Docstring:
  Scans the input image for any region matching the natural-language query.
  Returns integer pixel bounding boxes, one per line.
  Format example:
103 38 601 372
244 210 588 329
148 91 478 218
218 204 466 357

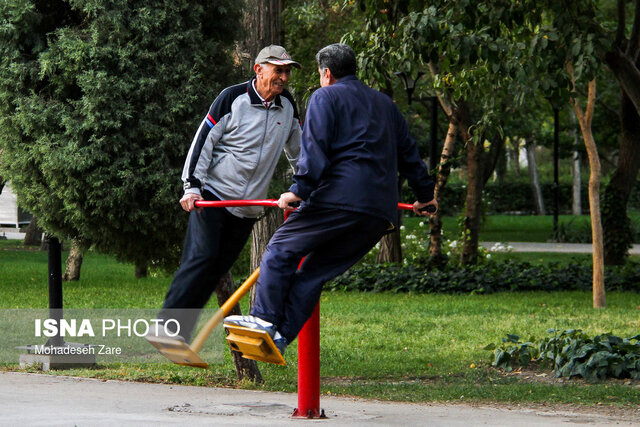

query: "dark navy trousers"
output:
160 191 255 341
251 206 389 343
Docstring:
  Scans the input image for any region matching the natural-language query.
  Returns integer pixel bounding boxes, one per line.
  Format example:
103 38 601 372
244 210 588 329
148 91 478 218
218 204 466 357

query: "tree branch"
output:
605 49 640 115
481 131 504 186
567 63 585 120
627 0 640 58
616 0 626 49
567 62 596 131
427 62 454 118
585 79 596 128
574 87 617 116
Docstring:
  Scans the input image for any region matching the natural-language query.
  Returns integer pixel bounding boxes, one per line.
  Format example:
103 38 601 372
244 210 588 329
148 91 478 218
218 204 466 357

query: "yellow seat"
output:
224 324 286 366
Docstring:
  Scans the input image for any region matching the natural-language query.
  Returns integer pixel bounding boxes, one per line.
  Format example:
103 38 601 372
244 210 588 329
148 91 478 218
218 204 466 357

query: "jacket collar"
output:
335 75 358 84
248 77 283 108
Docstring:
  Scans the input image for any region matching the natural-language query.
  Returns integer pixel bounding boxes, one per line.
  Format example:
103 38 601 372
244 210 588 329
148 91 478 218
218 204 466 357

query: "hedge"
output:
326 260 640 294
403 181 640 215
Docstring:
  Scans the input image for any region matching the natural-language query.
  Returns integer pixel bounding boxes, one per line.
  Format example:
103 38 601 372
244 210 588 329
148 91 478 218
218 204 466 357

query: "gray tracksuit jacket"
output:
182 78 301 218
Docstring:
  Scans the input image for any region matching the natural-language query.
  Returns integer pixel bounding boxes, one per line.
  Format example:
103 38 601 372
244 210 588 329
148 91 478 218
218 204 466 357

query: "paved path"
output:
4 232 640 255
1 372 638 426
482 242 640 254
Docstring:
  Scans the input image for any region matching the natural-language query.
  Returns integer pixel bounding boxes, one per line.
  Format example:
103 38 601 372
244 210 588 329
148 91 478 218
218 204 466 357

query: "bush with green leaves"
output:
0 0 241 271
486 329 640 382
326 260 640 294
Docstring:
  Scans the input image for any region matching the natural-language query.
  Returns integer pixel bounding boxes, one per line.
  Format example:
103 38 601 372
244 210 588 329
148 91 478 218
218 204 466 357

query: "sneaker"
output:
273 335 288 356
144 325 186 343
224 315 276 334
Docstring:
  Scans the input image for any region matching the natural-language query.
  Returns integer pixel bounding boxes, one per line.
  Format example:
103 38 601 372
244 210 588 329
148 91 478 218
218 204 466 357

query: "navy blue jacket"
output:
289 75 435 227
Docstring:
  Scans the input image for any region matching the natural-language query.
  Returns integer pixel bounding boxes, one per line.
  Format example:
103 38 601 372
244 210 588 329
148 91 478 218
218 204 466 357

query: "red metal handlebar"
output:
194 200 279 208
195 199 416 211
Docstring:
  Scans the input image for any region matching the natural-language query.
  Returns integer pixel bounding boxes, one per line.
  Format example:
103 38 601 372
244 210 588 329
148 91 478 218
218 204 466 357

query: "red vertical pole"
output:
284 208 324 418
292 303 324 418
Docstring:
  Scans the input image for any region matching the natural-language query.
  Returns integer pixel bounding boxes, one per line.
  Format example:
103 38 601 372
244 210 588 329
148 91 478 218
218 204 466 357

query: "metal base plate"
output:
144 335 208 369
224 324 286 366
18 343 97 371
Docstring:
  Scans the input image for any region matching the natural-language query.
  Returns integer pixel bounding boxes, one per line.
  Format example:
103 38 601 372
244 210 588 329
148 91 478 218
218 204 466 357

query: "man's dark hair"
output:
315 43 357 79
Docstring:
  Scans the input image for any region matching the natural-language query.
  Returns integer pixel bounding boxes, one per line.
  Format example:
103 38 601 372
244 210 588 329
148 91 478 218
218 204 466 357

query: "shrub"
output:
485 329 640 382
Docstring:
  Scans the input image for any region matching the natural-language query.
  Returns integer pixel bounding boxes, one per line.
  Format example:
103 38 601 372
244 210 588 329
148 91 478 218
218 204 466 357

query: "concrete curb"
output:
482 242 640 254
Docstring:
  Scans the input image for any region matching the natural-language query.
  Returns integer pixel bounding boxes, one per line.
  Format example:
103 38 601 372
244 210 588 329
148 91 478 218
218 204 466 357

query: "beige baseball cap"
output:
255 45 301 68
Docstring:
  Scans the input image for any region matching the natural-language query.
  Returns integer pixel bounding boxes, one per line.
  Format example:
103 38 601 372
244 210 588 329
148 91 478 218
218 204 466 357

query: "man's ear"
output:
254 63 262 76
325 68 336 85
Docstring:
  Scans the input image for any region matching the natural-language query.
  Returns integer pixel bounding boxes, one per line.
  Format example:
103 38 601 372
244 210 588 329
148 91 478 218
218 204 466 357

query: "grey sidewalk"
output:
4 232 640 255
482 242 640 254
1 372 638 426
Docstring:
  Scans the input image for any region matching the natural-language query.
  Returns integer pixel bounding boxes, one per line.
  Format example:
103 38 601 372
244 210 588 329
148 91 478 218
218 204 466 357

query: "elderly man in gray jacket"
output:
159 45 301 341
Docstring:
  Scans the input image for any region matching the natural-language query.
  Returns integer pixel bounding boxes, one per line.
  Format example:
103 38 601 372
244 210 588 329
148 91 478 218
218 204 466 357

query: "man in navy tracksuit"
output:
225 44 437 356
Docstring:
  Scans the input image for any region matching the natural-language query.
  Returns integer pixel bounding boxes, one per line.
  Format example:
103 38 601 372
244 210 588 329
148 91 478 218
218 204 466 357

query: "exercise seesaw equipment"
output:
144 200 280 368
145 199 435 368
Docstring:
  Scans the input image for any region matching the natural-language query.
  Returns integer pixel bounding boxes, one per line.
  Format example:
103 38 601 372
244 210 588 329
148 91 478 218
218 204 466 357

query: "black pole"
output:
47 235 64 347
430 96 438 172
553 107 560 240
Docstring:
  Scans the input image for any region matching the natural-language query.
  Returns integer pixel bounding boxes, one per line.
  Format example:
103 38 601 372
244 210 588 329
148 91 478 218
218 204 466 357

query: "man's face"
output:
255 63 291 101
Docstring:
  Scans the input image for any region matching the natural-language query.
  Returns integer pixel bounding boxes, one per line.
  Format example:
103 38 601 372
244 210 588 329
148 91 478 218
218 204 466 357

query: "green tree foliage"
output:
0 0 241 271
338 1 627 265
284 1 358 108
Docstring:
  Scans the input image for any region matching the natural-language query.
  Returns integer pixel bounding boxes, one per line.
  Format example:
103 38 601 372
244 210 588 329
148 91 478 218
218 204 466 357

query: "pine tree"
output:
0 0 242 271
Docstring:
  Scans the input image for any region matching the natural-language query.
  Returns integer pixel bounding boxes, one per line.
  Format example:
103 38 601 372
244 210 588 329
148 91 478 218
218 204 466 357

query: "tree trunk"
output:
510 138 521 178
250 208 283 271
461 125 502 265
481 132 504 186
377 178 404 264
134 261 148 279
461 134 484 266
461 127 503 265
63 240 83 281
569 110 582 215
494 138 507 185
572 150 582 215
376 228 402 264
568 67 605 308
216 271 263 382
525 139 546 215
250 208 283 305
236 0 284 69
238 0 285 305
429 120 458 267
583 115 605 308
23 216 43 246
603 90 640 265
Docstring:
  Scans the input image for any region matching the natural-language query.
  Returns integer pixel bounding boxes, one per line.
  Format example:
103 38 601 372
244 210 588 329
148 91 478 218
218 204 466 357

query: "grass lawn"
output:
1 242 639 407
